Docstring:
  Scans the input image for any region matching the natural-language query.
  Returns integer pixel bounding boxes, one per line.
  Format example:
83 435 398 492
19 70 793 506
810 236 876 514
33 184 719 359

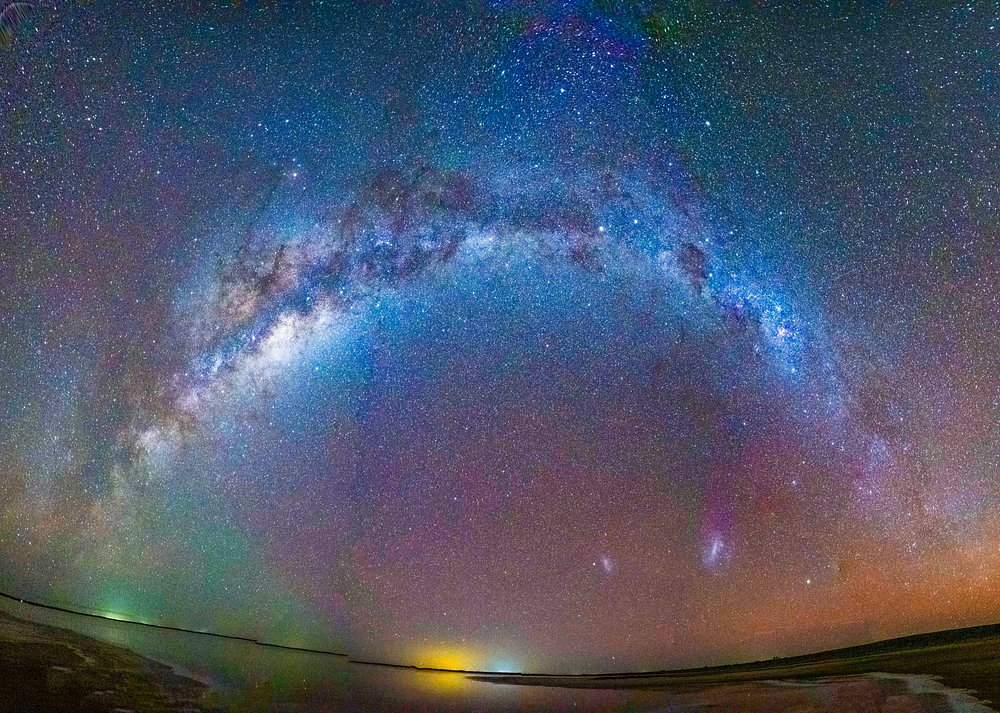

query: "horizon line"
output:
1 589 996 678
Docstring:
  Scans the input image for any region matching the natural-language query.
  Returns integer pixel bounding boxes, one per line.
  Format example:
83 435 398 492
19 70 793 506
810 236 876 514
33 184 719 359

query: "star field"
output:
2 0 1000 674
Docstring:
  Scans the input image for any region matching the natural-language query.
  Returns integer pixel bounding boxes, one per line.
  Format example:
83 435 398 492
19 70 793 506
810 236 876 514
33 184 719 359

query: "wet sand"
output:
3 603 999 712
474 624 1000 710
0 611 215 713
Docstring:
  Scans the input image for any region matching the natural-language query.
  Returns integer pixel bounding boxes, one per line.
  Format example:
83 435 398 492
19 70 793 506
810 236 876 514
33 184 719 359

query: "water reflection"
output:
0 597 992 712
0 596 668 712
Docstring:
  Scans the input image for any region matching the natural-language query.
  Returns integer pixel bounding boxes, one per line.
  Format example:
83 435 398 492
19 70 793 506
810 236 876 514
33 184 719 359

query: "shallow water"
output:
0 597 992 712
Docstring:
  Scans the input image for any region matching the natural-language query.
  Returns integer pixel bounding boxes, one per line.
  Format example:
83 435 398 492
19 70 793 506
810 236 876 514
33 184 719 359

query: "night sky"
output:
2 0 1000 675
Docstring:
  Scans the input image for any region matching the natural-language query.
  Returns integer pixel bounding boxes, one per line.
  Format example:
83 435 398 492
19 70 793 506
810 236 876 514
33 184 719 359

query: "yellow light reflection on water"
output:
409 669 475 695
406 646 480 694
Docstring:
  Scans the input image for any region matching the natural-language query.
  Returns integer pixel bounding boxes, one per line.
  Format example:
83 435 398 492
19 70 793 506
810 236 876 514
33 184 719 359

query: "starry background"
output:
2 0 1000 674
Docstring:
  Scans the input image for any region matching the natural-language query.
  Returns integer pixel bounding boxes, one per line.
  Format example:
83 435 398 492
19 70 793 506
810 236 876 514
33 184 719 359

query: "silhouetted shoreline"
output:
0 610 214 712
4 587 1000 708
2 595 998 713
0 590 348 657
471 626 1000 710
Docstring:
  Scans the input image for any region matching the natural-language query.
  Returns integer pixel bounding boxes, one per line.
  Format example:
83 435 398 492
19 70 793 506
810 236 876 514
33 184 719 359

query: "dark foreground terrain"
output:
0 611 214 713
2 605 998 712
475 624 1000 707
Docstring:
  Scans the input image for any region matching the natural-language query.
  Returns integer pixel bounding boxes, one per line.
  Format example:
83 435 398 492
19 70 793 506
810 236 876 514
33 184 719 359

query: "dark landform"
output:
3 594 999 713
0 611 216 713
472 624 1000 708
0 592 348 657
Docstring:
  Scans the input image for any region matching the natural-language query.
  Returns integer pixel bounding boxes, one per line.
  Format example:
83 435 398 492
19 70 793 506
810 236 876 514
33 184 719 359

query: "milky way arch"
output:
4 0 999 674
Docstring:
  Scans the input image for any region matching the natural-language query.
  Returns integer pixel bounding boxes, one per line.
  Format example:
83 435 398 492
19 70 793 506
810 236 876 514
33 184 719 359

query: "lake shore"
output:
3 601 999 713
0 610 217 713
472 624 1000 709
